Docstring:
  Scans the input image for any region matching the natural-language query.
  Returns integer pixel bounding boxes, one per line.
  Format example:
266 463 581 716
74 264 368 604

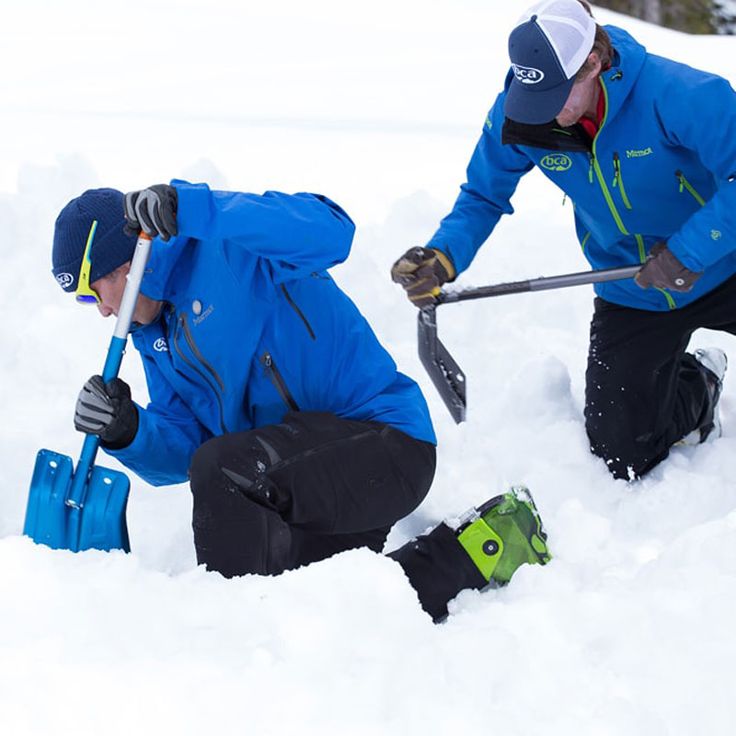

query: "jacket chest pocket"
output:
281 284 316 340
260 352 300 411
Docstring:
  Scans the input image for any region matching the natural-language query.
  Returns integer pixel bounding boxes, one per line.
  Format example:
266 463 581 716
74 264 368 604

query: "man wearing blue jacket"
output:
52 182 550 621
393 0 732 481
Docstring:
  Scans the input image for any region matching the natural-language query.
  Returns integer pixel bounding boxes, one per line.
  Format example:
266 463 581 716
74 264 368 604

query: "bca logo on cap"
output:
512 63 545 85
56 273 74 289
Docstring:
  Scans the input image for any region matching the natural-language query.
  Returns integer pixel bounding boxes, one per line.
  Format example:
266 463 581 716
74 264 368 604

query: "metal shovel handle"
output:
436 265 641 305
66 233 153 509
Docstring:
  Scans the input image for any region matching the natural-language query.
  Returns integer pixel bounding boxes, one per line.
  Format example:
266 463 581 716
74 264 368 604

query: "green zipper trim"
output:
676 171 706 207
655 287 677 309
634 234 646 263
592 80 675 310
591 82 628 235
612 153 632 209
581 232 591 252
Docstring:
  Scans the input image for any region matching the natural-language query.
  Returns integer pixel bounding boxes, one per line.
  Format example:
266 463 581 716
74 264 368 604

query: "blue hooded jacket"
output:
108 181 436 486
427 26 736 311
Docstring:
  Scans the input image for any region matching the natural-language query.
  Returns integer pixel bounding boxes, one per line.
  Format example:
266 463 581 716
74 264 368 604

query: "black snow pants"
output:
584 274 736 480
189 411 437 577
189 411 482 621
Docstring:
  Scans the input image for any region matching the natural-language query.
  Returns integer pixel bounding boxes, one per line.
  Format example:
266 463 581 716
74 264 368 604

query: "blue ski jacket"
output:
108 181 436 486
427 26 736 311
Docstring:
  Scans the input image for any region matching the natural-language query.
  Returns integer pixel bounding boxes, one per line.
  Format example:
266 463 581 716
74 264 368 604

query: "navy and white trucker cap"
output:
504 0 596 125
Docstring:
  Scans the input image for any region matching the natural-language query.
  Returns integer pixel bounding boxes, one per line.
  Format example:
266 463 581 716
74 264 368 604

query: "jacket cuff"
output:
666 235 707 273
171 180 214 240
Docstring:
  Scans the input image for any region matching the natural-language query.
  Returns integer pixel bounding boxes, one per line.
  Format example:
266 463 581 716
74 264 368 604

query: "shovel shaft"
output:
437 265 641 305
66 234 152 510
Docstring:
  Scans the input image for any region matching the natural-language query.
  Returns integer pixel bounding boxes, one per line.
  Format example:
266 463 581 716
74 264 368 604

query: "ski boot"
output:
449 485 551 587
679 347 727 446
390 486 551 622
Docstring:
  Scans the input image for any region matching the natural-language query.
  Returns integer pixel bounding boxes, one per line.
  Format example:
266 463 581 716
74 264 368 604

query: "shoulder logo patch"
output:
540 154 572 172
153 337 169 352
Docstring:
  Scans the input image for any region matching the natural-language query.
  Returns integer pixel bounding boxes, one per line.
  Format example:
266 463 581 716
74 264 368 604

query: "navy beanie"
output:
52 188 137 293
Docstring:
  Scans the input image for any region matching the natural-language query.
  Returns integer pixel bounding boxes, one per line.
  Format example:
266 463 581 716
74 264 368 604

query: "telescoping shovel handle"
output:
65 233 153 510
418 264 641 424
436 265 641 305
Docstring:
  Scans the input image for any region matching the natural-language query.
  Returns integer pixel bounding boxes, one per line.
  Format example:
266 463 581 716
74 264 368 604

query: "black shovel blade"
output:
24 449 131 553
418 308 467 423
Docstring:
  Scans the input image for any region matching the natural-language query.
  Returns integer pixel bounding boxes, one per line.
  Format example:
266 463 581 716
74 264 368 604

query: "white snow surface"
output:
2 2 736 734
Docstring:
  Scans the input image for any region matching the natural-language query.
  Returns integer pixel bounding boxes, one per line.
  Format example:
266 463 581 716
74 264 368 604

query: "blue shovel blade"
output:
24 449 131 553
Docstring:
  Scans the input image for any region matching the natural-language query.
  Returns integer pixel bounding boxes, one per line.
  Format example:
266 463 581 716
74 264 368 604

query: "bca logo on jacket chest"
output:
540 154 572 172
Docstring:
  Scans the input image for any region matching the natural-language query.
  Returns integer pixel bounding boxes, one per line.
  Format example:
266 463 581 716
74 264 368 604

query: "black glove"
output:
74 375 139 449
123 184 178 241
635 242 702 292
390 246 456 308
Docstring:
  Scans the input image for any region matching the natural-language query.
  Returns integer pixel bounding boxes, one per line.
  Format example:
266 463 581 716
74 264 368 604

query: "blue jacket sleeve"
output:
104 352 212 486
426 94 535 275
658 72 736 271
172 181 356 281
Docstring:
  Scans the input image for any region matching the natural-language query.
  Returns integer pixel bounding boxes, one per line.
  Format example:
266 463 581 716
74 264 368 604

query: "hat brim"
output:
503 75 576 125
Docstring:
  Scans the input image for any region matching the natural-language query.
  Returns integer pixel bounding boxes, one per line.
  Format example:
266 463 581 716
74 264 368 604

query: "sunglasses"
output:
75 220 101 305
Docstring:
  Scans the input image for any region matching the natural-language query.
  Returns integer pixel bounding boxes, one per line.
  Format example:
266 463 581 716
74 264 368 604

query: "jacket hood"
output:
597 26 647 127
138 234 190 301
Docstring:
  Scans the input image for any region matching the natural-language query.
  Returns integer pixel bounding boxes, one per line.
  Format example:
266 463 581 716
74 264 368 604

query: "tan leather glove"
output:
390 247 456 307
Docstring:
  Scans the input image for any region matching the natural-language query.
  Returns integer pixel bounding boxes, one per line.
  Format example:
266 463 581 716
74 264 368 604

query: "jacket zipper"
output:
612 152 632 210
675 170 706 207
590 80 675 310
171 309 229 433
261 352 300 411
281 284 316 340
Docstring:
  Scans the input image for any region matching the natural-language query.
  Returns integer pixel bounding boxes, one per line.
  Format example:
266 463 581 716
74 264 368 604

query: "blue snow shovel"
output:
23 233 153 552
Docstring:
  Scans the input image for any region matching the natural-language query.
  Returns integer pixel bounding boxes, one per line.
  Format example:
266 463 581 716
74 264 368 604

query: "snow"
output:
2 1 736 734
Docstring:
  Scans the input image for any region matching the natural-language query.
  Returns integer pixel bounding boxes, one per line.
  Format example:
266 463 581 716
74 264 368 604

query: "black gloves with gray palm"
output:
635 241 702 292
391 247 456 307
75 375 138 449
123 184 178 241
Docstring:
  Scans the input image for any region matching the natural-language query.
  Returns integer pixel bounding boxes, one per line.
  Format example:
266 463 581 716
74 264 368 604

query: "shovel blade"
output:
24 449 131 553
418 308 467 423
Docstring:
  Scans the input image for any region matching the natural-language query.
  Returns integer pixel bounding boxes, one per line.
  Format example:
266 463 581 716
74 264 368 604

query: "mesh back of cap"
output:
519 0 596 79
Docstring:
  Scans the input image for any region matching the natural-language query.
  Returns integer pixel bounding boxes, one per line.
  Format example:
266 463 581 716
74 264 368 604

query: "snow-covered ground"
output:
2 2 735 734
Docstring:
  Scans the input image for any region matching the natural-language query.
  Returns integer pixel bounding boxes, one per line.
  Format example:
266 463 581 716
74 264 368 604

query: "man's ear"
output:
584 51 603 79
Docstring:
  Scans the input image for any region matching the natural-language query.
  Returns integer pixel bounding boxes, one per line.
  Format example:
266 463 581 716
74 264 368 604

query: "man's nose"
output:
97 303 114 317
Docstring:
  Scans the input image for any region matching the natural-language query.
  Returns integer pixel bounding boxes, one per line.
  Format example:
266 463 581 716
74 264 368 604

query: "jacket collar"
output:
139 234 191 302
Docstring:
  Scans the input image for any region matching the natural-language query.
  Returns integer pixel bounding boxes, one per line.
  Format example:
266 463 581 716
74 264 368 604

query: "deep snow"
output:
2 2 736 734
